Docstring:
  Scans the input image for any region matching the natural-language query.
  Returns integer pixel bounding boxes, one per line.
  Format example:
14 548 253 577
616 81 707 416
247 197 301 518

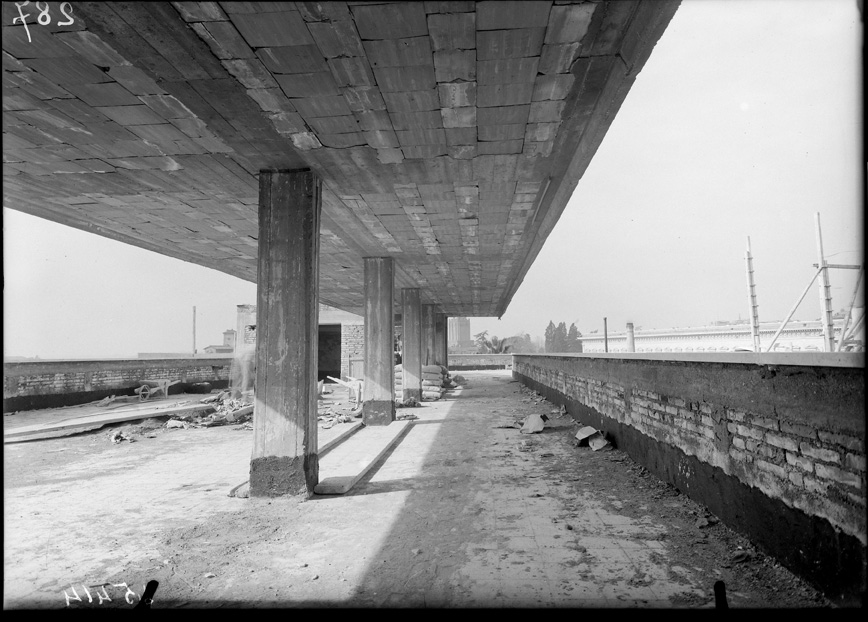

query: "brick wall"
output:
4 358 232 411
340 323 365 379
448 353 513 369
513 352 865 605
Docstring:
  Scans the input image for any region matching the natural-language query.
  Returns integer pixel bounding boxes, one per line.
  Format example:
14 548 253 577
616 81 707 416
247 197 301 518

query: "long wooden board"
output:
314 420 411 495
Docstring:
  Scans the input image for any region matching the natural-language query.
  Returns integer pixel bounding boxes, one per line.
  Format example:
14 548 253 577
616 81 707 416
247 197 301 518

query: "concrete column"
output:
626 323 635 353
422 304 436 366
401 288 422 402
363 257 395 425
250 169 321 497
433 313 447 367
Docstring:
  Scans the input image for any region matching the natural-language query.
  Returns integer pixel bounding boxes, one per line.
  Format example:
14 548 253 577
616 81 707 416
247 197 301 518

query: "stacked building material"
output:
394 364 455 402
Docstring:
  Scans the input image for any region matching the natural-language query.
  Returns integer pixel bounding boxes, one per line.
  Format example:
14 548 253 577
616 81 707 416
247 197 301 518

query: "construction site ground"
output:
3 370 832 609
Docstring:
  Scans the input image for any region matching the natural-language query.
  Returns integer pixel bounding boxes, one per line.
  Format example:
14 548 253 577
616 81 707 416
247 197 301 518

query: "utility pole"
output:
745 236 761 352
815 213 835 351
193 306 197 355
603 317 608 353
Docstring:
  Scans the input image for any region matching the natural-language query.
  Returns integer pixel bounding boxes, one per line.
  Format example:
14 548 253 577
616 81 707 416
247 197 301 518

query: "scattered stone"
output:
310 574 319 581
298 563 308 568
566 524 574 531
411 548 421 556
520 414 545 434
731 550 752 564
204 573 216 578
166 419 187 429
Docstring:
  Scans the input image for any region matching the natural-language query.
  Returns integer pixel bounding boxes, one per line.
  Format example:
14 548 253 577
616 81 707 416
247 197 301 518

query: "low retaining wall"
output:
448 353 513 370
513 352 865 606
3 358 233 412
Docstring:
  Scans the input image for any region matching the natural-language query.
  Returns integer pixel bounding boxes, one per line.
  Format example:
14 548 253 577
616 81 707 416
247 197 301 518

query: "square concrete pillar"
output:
434 312 447 367
401 288 422 402
250 169 321 498
363 257 396 425
422 304 436 366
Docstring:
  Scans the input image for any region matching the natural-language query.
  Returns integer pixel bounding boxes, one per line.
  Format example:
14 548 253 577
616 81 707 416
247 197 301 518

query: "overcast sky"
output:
3 0 863 359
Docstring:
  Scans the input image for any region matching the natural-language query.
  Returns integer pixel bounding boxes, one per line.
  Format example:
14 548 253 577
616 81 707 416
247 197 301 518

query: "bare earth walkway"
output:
4 370 829 609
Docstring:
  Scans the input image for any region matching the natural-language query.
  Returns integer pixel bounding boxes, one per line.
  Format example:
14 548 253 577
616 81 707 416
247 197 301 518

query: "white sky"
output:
3 0 863 359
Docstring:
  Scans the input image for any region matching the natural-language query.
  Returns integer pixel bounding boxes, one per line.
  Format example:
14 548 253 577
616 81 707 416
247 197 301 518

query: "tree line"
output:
544 321 583 353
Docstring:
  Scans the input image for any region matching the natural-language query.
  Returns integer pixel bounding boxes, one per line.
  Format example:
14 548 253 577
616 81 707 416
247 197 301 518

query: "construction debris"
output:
109 430 135 443
574 425 612 451
520 413 546 434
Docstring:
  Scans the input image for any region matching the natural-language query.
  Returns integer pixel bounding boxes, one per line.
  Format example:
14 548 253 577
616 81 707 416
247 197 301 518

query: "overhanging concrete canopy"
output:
2 1 678 317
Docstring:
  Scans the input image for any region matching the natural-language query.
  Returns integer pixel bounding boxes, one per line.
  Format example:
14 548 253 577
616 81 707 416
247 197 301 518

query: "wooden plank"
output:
313 420 411 494
53 31 131 67
276 71 341 97
172 1 229 22
3 402 217 442
478 123 525 141
438 82 476 108
441 106 476 128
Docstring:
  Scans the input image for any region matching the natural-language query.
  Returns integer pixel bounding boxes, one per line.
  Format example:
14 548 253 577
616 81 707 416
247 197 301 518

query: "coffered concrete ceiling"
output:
2 1 678 316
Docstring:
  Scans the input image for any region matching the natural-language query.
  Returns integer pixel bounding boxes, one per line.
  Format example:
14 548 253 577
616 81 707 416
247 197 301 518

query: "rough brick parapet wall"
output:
513 356 866 545
4 359 231 400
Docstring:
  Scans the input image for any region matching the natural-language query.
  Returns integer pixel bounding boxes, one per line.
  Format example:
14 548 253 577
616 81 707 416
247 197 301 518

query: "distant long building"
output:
578 319 861 353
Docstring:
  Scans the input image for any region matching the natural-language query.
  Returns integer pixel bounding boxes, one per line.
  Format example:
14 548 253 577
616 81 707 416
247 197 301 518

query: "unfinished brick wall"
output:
4 359 232 411
340 323 365 379
513 353 865 604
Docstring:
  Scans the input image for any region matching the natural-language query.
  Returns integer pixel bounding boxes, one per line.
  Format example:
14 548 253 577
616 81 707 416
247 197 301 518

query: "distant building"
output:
203 330 237 354
235 303 364 380
448 317 476 354
578 318 861 353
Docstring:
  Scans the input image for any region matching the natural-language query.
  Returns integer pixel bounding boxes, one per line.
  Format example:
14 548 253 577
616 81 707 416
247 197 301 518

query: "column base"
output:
249 455 318 497
402 388 422 403
363 400 396 425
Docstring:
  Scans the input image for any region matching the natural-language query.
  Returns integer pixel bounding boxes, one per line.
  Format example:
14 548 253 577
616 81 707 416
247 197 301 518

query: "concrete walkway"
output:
3 370 825 609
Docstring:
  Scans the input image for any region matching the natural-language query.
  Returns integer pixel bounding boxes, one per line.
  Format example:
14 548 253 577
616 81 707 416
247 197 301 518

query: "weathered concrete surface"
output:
401 288 423 403
513 353 866 606
422 304 437 367
2 2 679 317
250 169 321 497
362 258 395 426
3 371 829 608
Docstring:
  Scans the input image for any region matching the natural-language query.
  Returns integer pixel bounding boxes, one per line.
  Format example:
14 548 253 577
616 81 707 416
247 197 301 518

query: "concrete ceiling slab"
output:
2 1 678 316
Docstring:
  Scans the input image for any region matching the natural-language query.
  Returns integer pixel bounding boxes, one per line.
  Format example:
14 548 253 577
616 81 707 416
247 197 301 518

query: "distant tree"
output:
544 321 556 352
474 331 511 354
566 323 582 352
553 322 568 352
506 332 536 353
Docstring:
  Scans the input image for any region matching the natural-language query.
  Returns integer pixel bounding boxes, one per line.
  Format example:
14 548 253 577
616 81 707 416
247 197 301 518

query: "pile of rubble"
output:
164 391 254 431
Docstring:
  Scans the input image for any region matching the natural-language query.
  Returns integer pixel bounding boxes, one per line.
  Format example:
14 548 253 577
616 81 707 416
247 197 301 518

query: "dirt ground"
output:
3 371 835 609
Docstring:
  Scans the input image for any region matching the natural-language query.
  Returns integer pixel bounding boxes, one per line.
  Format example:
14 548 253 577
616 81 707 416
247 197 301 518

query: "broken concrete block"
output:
575 426 598 443
588 432 611 451
166 419 187 429
520 413 545 434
